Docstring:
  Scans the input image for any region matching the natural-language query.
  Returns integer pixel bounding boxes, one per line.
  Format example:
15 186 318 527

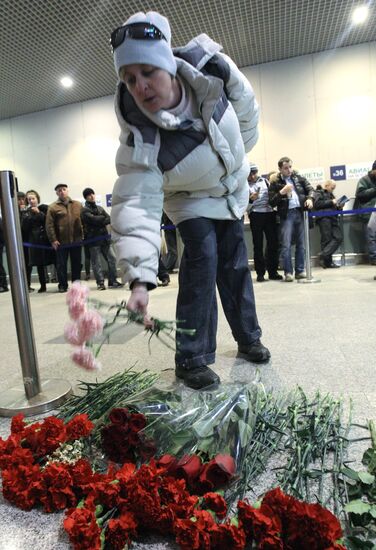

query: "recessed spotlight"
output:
352 5 369 24
60 76 73 88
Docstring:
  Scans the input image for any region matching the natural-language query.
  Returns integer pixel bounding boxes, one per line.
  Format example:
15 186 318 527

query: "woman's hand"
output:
127 282 149 314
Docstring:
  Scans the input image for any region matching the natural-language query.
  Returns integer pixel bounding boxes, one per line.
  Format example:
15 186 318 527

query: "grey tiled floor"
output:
0 265 375 549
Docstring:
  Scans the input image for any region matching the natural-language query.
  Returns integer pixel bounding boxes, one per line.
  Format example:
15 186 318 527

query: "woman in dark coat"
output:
22 190 56 292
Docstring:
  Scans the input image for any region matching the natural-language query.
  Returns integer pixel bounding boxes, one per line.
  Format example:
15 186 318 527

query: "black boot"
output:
238 340 271 363
175 364 220 390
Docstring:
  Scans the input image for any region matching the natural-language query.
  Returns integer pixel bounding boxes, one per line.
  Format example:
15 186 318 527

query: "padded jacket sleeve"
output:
220 53 259 152
110 143 164 289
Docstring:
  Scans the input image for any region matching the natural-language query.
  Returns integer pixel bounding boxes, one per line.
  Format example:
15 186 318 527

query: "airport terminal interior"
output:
1 0 376 549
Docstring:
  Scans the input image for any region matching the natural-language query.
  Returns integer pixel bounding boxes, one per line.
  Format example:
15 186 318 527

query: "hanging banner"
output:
298 167 325 185
346 162 371 180
106 194 112 207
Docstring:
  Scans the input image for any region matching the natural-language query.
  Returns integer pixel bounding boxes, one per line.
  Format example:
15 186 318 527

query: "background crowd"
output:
0 158 375 294
247 157 376 282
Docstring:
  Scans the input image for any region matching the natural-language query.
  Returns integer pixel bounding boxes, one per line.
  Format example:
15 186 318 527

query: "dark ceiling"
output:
1 0 375 120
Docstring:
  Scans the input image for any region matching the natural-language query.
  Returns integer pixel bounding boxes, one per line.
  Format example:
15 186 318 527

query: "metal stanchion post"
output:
297 211 320 284
0 170 72 416
339 212 346 266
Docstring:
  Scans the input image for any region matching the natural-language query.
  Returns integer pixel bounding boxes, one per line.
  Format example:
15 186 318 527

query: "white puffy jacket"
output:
111 34 259 288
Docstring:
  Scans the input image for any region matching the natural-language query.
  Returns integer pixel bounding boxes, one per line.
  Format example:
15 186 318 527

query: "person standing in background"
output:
269 157 314 282
247 163 282 282
46 183 83 293
22 190 56 292
355 160 376 265
18 191 34 292
314 180 342 269
81 187 123 290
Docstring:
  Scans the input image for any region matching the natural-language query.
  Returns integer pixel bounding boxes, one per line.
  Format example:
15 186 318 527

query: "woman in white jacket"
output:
110 11 270 390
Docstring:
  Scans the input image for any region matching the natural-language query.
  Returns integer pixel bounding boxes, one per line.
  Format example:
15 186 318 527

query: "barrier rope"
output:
309 206 376 219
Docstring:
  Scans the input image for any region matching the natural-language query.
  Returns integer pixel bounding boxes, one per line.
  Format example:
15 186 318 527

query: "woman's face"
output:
121 64 176 113
27 194 38 207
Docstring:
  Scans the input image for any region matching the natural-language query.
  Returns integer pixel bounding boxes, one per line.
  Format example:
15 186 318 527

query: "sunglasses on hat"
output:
110 22 166 52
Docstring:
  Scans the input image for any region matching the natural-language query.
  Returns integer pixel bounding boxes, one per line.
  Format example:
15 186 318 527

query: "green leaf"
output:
345 499 371 515
358 471 375 485
370 505 376 519
341 466 360 481
238 419 253 448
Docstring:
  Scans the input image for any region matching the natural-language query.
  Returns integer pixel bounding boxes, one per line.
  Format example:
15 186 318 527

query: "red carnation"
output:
285 499 343 549
210 523 246 550
2 463 41 510
238 500 282 546
174 518 202 550
64 507 102 550
65 414 94 441
105 511 138 549
40 462 76 512
202 492 228 519
10 413 26 434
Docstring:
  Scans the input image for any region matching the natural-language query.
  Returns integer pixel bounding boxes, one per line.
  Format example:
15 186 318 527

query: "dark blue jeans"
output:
56 246 82 290
280 208 305 274
89 241 117 284
175 218 261 368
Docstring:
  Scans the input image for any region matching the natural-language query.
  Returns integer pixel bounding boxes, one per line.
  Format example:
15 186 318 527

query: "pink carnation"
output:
77 310 104 341
64 322 85 346
66 281 89 320
71 347 101 371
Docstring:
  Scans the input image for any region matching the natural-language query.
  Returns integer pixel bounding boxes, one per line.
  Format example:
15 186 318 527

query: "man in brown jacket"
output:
46 183 83 292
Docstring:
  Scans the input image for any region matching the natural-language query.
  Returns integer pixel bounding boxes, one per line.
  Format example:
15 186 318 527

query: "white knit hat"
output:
113 11 177 77
249 163 258 173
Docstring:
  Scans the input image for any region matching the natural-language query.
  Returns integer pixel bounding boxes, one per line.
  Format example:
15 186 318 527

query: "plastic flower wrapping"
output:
92 384 258 496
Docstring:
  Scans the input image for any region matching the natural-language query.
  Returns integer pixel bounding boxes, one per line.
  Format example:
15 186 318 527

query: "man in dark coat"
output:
81 188 123 290
269 157 314 281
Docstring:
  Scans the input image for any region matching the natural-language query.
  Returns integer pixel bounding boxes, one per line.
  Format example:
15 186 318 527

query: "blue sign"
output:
106 193 112 207
330 165 346 181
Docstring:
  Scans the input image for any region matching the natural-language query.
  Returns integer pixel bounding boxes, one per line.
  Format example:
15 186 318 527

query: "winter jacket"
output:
111 34 259 288
355 170 376 221
81 201 111 246
313 188 340 225
21 204 55 266
268 171 314 220
46 198 83 245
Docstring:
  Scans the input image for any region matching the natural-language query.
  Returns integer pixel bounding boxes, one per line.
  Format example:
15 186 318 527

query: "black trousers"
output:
249 211 279 276
317 217 342 263
56 246 82 290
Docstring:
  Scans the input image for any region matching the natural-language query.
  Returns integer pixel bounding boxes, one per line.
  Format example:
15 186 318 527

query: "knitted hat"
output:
83 187 95 199
372 160 376 170
249 163 258 173
113 11 177 78
54 183 67 191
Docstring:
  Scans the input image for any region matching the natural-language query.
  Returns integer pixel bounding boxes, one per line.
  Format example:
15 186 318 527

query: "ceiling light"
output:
60 76 73 88
352 5 369 24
